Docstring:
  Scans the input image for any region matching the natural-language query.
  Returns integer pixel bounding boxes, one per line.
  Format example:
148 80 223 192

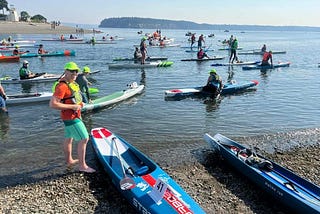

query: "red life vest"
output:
262 52 271 61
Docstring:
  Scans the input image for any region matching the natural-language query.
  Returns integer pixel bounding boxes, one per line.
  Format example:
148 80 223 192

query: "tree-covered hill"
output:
99 17 320 32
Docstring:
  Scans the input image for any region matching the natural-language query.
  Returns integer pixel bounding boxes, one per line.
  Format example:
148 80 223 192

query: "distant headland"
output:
99 17 320 32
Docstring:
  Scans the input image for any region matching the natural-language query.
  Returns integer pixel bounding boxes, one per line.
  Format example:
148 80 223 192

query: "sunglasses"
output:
67 70 79 73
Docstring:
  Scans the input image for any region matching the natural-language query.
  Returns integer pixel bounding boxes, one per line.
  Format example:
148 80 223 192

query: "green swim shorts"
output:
63 118 89 141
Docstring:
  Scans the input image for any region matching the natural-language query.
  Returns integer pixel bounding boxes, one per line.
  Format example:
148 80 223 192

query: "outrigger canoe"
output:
0 55 19 63
181 56 225 61
1 73 61 84
81 83 144 112
211 61 260 66
6 92 52 105
164 80 259 100
242 62 290 70
90 127 205 214
108 61 173 70
204 133 320 214
17 50 75 58
113 56 168 61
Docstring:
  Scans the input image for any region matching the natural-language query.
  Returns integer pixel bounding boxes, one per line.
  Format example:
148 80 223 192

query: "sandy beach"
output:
0 21 93 34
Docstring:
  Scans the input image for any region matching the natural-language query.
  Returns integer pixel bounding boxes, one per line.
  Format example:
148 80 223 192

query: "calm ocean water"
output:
1 28 320 179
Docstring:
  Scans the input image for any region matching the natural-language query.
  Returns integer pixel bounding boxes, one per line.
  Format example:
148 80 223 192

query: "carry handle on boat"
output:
110 136 136 190
97 129 135 190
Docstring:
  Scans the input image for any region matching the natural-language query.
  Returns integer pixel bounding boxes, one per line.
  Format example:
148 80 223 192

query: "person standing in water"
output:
49 61 95 173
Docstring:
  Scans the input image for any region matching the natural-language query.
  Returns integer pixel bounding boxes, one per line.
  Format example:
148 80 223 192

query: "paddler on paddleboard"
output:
202 68 223 98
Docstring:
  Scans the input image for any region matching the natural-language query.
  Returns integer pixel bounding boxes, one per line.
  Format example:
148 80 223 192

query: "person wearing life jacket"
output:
261 50 273 66
12 45 28 55
38 44 48 54
197 48 210 59
202 69 223 96
76 66 92 103
49 61 95 173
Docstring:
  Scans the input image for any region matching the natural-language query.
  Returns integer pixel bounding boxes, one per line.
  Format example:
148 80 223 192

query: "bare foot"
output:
79 166 96 173
67 159 79 168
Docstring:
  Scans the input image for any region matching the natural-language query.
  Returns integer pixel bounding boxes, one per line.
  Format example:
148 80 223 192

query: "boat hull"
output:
113 56 168 61
1 74 61 84
242 62 290 70
108 61 173 69
181 56 225 61
0 55 20 63
18 50 75 58
91 127 205 214
81 84 144 112
204 133 320 214
211 61 260 66
164 80 259 100
6 92 52 105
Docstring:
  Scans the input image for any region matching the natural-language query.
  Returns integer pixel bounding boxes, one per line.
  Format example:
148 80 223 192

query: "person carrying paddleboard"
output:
49 61 95 173
202 68 223 97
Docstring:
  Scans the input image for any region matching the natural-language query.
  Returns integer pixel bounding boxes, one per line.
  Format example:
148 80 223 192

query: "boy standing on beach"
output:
49 62 95 173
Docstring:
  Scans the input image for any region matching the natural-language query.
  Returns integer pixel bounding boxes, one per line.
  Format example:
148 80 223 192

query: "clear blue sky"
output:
7 0 320 27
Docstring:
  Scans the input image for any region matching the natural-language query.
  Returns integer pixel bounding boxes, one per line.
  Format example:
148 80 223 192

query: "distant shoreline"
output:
0 21 95 34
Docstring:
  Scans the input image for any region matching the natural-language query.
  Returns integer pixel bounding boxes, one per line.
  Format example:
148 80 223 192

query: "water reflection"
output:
204 97 222 112
140 69 146 86
0 112 10 142
21 83 33 93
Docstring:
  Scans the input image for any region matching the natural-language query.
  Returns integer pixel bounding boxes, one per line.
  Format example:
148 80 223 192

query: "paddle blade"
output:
120 177 136 190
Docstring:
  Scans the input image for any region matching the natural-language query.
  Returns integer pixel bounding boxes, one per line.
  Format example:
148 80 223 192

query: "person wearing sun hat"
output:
202 68 223 97
76 66 92 103
12 45 29 55
49 61 96 173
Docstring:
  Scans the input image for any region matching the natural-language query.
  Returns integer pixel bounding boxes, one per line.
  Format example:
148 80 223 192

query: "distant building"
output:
6 6 19 22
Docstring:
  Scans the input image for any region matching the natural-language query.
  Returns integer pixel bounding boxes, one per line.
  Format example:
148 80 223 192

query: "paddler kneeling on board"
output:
202 68 223 98
197 48 210 59
49 61 96 173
